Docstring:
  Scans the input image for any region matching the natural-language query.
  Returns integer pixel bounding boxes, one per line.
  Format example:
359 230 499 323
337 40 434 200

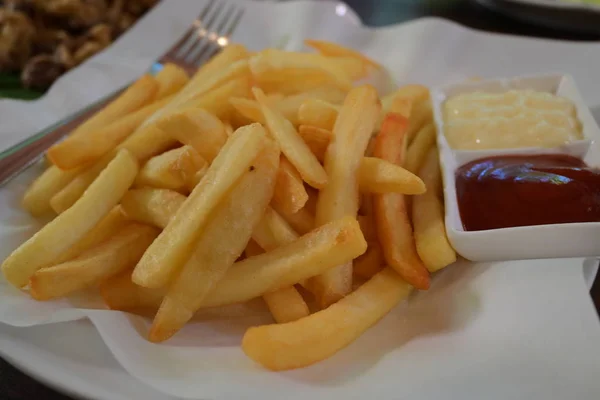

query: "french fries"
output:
132 123 269 288
149 142 279 342
8 39 462 369
413 148 456 272
242 268 412 371
30 223 159 301
310 85 380 308
373 114 430 290
135 146 206 193
253 87 327 189
3 149 138 287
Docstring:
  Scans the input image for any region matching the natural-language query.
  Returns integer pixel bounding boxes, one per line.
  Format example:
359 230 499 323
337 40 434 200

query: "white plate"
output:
476 0 600 34
1 1 600 399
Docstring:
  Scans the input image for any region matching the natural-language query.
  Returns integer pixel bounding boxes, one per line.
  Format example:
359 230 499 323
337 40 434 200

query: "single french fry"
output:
121 188 186 229
298 99 340 131
157 108 228 162
242 267 412 371
47 75 158 166
2 150 138 287
47 96 174 170
54 206 129 265
358 156 425 195
254 69 351 96
253 87 327 189
102 217 366 312
135 146 207 193
373 113 430 290
297 125 332 162
407 100 433 145
304 39 383 70
405 123 436 174
149 142 279 342
311 85 380 307
154 63 189 98
22 166 82 216
413 148 456 272
132 124 268 288
50 160 110 214
353 242 384 279
263 286 310 323
271 157 309 215
30 223 159 301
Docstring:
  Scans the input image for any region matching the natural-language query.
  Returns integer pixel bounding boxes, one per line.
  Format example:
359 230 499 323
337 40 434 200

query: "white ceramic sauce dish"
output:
432 74 600 262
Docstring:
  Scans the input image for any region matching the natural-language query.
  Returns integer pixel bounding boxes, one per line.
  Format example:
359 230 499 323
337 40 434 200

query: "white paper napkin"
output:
1 1 600 399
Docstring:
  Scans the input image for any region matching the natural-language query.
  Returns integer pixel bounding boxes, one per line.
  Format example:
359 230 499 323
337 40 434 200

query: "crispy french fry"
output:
149 142 279 342
47 75 158 166
271 201 315 235
2 149 138 287
154 63 189 98
132 123 268 288
262 286 310 323
405 123 436 174
304 39 383 70
102 217 366 312
297 99 340 131
311 85 380 307
22 166 82 216
135 146 206 193
121 188 186 229
30 223 159 301
413 148 456 272
157 108 228 162
272 157 309 215
54 206 129 265
407 100 433 145
358 156 425 195
353 242 384 279
253 87 327 189
297 125 332 162
47 96 174 170
373 113 430 290
242 267 411 371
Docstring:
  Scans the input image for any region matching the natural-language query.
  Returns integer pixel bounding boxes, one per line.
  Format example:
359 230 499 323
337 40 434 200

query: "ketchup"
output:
455 154 600 231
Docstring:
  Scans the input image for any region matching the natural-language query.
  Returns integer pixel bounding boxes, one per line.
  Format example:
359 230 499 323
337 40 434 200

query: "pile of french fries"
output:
1 40 456 371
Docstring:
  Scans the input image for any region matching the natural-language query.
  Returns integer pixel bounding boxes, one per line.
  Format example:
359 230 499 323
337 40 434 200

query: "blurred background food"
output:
0 0 158 91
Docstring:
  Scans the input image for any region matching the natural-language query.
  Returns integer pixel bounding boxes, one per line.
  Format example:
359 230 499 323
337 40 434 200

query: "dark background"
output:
1 0 599 399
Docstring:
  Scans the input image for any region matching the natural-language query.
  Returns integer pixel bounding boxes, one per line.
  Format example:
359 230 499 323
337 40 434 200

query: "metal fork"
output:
0 0 244 187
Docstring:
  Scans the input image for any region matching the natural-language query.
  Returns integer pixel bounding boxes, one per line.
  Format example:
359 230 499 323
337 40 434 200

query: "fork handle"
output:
0 92 120 187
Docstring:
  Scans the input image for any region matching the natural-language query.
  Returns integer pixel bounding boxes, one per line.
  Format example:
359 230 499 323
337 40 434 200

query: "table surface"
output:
1 0 599 399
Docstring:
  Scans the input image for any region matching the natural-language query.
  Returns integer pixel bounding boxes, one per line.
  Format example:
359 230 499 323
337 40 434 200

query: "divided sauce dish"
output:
431 74 600 262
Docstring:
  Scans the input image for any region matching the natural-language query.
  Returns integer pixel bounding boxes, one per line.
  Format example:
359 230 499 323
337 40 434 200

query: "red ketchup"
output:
455 154 600 231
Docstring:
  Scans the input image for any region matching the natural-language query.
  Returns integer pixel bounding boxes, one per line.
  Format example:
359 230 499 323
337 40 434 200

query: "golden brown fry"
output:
121 188 186 229
157 108 228 162
47 74 158 166
404 123 436 173
253 87 328 189
102 217 366 312
304 39 383 70
413 148 456 272
22 166 82 216
297 99 340 131
30 224 159 301
373 113 430 290
132 124 268 288
263 286 310 323
358 156 425 195
154 63 189 99
407 100 433 145
183 76 252 120
271 157 309 215
135 146 206 193
311 85 380 307
54 206 129 265
297 125 332 162
242 267 411 371
2 149 138 287
149 143 279 342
